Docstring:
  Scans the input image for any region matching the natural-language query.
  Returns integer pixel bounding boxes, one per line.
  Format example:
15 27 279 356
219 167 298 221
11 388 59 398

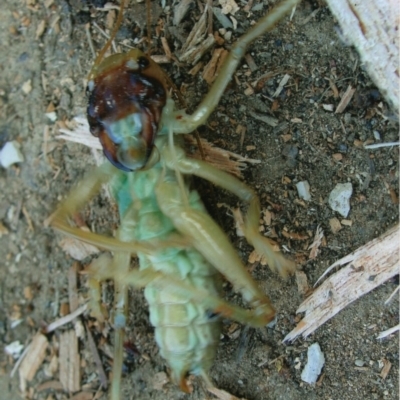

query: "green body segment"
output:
109 140 222 383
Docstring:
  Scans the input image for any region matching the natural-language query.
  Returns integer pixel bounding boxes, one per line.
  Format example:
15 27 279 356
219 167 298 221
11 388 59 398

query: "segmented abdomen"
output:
118 164 222 386
142 248 221 386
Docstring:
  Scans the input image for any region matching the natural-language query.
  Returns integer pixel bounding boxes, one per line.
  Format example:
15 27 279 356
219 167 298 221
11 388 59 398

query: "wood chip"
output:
189 61 204 76
335 85 356 113
35 19 46 39
273 74 290 98
282 230 309 240
332 153 343 161
180 7 216 65
161 37 172 60
295 271 309 295
202 48 229 84
68 262 80 313
19 333 48 392
37 380 64 392
249 111 278 127
59 329 81 393
380 359 392 379
85 323 108 389
244 53 258 72
284 224 399 341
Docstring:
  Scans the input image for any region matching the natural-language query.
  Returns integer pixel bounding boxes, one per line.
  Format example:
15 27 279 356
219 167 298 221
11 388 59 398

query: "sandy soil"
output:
0 1 398 399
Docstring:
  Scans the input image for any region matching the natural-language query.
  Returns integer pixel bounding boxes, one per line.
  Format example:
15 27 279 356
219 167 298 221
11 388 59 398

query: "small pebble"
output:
296 181 311 201
0 141 24 168
355 359 365 367
4 341 24 358
301 343 325 384
329 182 353 217
373 130 381 141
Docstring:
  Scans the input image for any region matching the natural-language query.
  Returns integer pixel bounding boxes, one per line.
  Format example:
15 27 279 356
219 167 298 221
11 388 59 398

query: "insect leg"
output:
167 0 301 133
87 249 130 400
154 185 274 324
107 264 274 327
48 163 190 254
163 147 295 278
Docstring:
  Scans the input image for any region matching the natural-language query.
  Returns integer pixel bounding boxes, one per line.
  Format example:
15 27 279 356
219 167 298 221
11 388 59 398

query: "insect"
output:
50 0 299 397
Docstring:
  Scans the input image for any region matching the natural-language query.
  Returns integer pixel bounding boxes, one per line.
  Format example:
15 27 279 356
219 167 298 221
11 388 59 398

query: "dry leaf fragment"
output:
60 237 99 260
380 359 392 379
295 271 309 295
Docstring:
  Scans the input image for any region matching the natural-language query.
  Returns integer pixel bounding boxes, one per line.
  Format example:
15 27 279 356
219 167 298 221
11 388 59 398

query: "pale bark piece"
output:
325 0 399 114
284 224 399 342
59 329 81 393
19 332 48 386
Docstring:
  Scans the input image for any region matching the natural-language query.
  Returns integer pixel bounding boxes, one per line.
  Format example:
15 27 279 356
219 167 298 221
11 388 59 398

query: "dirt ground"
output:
0 0 399 399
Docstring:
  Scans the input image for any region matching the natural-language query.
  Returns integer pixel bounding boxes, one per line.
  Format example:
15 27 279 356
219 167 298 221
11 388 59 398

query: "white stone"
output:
4 341 24 358
301 343 325 384
0 141 24 168
328 182 353 217
296 180 311 201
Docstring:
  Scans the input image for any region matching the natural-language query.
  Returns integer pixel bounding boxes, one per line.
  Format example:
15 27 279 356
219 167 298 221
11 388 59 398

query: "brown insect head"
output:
87 49 167 171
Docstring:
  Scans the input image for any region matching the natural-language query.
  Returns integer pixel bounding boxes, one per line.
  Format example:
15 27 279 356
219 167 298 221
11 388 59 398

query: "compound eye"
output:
138 56 150 70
